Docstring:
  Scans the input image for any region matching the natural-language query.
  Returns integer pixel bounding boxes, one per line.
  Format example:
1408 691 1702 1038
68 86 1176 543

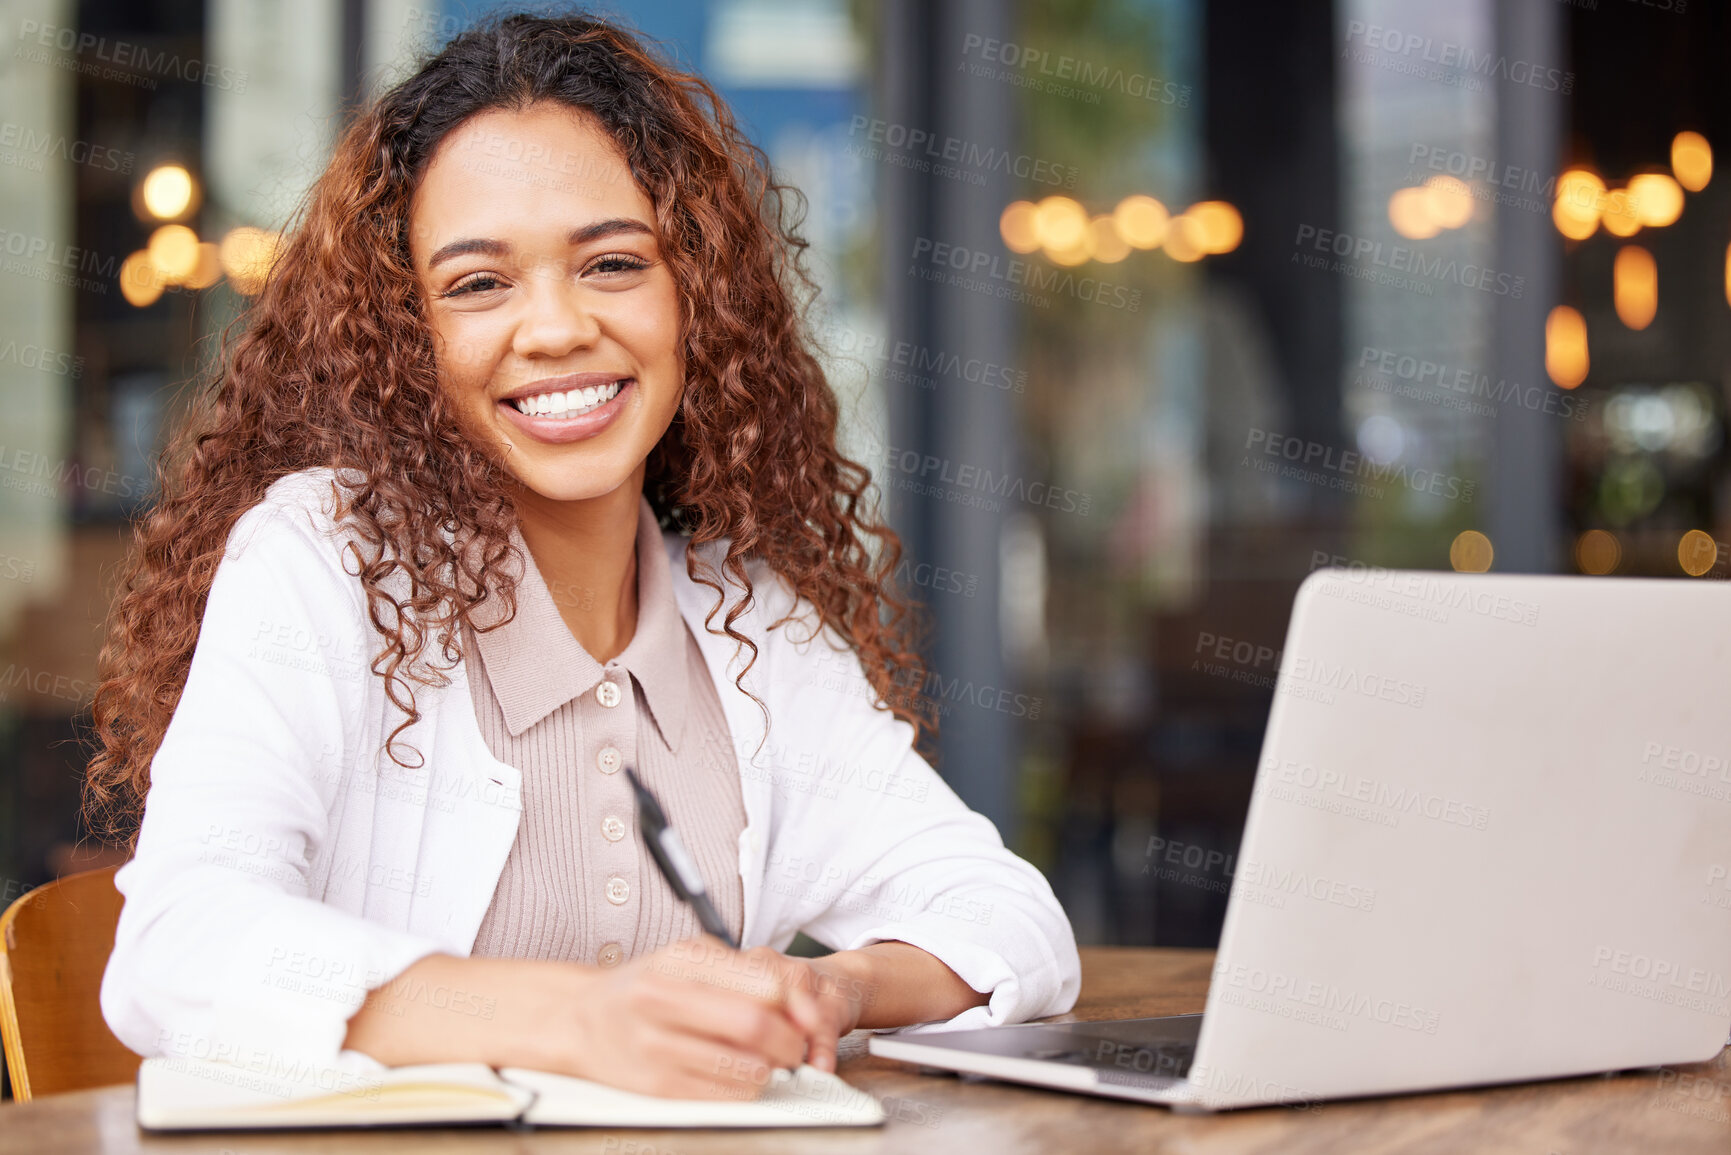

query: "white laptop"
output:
870 568 1731 1110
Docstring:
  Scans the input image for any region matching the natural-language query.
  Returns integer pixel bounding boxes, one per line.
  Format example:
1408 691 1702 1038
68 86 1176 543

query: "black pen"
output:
625 765 739 949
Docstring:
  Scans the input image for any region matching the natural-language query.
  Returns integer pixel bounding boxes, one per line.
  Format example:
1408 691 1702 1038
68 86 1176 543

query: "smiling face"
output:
409 102 684 505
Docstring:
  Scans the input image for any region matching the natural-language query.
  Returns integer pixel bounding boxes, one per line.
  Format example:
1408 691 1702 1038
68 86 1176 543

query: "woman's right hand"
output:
542 936 826 1099
347 942 825 1099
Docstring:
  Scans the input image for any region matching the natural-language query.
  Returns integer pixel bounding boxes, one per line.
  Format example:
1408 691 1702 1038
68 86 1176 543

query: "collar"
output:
467 496 690 752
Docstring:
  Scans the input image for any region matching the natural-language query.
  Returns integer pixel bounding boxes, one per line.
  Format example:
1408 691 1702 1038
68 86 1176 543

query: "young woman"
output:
90 13 1078 1100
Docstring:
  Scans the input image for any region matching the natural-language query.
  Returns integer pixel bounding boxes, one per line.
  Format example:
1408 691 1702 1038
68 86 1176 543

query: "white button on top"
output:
597 942 623 967
597 746 623 774
596 680 622 708
601 815 627 842
605 876 630 905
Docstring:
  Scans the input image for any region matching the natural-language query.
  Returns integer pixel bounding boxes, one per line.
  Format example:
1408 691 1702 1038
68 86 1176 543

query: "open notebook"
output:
135 1057 885 1131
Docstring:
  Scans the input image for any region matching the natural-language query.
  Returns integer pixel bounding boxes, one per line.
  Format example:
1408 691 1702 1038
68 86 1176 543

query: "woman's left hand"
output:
655 939 871 1076
653 937 987 1081
763 949 871 1073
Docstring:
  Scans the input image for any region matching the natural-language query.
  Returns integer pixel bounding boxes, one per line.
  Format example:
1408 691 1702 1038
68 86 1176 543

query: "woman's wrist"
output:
803 950 874 1034
345 953 599 1073
483 957 600 1073
813 941 989 1030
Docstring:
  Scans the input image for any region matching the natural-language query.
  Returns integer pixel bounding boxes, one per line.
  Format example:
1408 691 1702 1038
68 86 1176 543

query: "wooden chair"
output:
0 865 141 1100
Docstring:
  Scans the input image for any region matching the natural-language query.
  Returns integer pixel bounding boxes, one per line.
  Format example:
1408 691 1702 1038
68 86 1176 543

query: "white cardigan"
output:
101 468 1080 1070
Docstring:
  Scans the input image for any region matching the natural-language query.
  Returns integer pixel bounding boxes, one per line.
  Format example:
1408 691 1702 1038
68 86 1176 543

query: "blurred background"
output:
0 0 1725 1035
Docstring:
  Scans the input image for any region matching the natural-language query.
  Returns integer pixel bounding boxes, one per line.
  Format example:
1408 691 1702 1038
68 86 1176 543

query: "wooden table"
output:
6 947 1729 1153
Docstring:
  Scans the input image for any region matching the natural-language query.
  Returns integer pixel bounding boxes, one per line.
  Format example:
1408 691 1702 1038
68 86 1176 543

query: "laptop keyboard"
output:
1026 1032 1197 1082
901 1013 1203 1090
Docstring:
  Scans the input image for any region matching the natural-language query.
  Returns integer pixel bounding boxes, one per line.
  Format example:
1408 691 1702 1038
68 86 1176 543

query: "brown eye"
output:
445 272 506 296
587 254 650 276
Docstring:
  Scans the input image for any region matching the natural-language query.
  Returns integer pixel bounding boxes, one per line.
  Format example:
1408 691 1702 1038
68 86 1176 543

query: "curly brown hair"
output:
84 12 930 845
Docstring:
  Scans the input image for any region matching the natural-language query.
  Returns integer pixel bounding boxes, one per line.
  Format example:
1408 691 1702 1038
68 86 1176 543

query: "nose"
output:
512 267 600 360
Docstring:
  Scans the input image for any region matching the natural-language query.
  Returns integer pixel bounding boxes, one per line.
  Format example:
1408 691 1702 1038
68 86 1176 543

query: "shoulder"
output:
660 530 827 652
229 466 359 544
223 467 371 601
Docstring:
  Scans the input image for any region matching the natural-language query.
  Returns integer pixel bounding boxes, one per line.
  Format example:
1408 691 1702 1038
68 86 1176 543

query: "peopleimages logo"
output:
1285 656 1428 708
1192 630 1282 690
0 444 144 501
0 121 134 173
1245 428 1477 504
1186 1063 1322 1112
1342 20 1574 95
0 228 117 278
1636 740 1731 804
1405 143 1557 199
848 116 1078 188
1212 959 1442 1034
1293 225 1526 298
1357 346 1586 422
13 20 249 91
959 34 1192 108
1260 755 1490 830
0 663 93 705
1704 864 1731 912
1589 946 1730 1016
1237 859 1377 913
883 443 1092 516
820 323 1028 394
1316 565 1542 628
909 236 1141 312
0 338 83 379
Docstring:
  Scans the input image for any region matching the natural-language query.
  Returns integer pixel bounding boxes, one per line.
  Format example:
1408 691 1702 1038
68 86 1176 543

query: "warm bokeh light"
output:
1088 215 1129 263
1045 227 1094 267
1552 169 1603 240
1613 245 1657 330
1112 194 1169 249
1600 189 1642 237
1186 200 1243 254
140 163 197 220
999 201 1040 253
1389 176 1476 239
220 226 281 296
1032 196 1088 252
1679 530 1719 577
1161 213 1205 262
1388 187 1441 239
1421 175 1474 229
1627 172 1684 228
1575 529 1621 576
1545 305 1589 389
185 242 223 290
1449 531 1494 574
1551 202 1598 241
1725 242 1731 311
1672 131 1713 192
147 224 199 284
119 251 164 307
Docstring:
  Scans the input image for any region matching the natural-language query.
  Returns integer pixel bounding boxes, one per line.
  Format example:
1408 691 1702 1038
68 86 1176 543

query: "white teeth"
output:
513 379 625 418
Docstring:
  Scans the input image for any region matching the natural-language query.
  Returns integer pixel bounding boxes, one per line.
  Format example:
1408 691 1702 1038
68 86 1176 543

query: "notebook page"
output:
135 1057 531 1130
502 1064 885 1128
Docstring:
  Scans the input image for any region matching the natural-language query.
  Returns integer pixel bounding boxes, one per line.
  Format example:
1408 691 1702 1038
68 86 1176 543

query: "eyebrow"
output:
425 218 655 270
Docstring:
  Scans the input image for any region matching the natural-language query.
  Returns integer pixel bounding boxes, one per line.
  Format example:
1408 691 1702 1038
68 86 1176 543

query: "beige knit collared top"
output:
461 497 746 968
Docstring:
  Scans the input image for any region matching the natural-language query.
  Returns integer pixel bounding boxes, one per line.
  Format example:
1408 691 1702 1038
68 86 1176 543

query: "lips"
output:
497 376 634 445
499 369 627 399
508 377 626 418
